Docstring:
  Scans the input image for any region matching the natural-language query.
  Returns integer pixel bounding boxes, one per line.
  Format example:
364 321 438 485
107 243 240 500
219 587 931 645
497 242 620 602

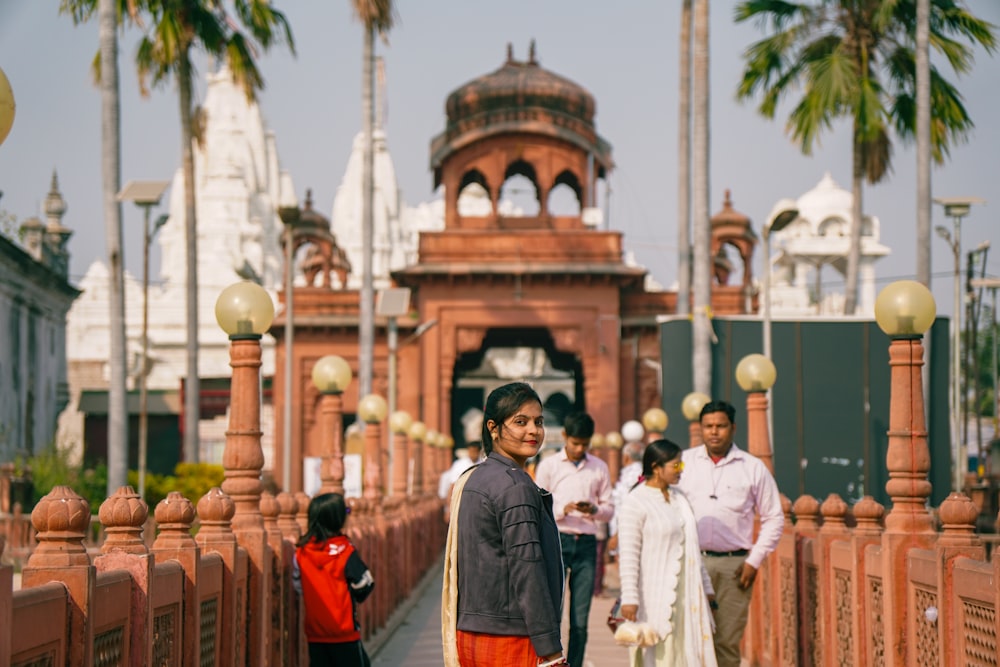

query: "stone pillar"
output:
95 486 153 667
21 486 95 666
880 336 935 667
791 494 820 665
688 420 702 449
317 391 346 495
391 430 409 499
195 487 241 667
849 496 885 666
261 491 286 667
221 337 273 667
276 492 301 542
152 491 202 667
816 493 850 667
745 390 773 473
936 492 984 664
294 491 311 535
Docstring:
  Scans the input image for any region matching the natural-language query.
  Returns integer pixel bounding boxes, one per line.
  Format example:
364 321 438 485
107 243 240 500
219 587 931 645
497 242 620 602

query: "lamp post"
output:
376 287 411 494
681 391 711 448
389 410 413 498
641 408 668 442
117 180 170 500
761 200 798 443
214 280 275 667
358 393 389 499
0 65 14 145
735 354 778 473
311 355 353 495
408 421 427 495
873 280 937 664
935 196 985 491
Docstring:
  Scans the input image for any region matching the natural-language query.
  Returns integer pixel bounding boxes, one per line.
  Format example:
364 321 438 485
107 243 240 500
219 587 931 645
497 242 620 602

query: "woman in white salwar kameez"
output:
617 439 718 666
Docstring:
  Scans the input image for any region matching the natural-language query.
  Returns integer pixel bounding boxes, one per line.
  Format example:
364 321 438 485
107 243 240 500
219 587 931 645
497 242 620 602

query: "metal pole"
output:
387 316 398 491
952 214 963 491
138 204 151 499
283 225 294 491
762 232 774 444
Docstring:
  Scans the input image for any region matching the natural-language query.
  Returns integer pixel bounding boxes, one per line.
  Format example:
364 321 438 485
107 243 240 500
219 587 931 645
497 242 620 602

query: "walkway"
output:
371 559 627 666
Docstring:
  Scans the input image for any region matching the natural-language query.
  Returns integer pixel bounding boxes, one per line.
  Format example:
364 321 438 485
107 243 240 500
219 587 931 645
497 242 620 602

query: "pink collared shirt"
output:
676 443 784 570
534 449 614 536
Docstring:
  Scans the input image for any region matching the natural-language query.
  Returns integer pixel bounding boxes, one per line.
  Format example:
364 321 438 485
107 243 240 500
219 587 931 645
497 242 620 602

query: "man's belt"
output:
701 549 749 557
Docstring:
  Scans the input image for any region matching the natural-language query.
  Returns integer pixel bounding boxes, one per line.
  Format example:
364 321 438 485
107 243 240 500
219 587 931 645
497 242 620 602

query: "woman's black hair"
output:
631 438 683 491
481 382 542 455
297 492 348 547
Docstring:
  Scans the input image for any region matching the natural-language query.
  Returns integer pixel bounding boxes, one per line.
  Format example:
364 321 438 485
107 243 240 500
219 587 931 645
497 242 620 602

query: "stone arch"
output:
500 160 541 216
548 169 583 216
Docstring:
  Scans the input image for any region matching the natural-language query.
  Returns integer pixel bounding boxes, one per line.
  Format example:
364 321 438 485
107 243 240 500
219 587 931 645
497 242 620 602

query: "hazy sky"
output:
1 1 998 318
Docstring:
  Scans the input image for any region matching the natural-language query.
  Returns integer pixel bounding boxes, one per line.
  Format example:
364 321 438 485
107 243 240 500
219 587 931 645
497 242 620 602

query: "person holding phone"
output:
534 412 614 667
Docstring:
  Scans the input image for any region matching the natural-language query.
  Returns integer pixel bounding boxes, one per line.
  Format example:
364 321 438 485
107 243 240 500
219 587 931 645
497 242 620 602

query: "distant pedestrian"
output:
617 439 717 666
676 400 783 667
442 381 567 667
534 411 614 667
294 493 375 667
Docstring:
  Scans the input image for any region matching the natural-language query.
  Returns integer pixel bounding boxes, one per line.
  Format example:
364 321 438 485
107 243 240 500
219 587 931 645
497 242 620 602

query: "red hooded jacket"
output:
294 535 374 643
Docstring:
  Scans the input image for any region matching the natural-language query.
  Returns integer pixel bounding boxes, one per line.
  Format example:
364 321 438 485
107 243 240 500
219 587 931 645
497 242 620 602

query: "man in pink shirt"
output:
533 412 614 667
676 400 784 667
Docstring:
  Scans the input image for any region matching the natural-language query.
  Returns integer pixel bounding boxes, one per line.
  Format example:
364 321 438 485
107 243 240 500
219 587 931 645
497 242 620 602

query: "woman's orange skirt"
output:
456 629 538 667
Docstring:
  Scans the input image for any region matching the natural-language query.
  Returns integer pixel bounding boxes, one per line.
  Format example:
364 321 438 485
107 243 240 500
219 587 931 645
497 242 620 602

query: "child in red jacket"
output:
294 493 374 666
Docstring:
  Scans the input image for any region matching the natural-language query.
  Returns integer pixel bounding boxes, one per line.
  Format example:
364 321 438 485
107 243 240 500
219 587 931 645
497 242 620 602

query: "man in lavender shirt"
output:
676 400 784 667
534 412 614 667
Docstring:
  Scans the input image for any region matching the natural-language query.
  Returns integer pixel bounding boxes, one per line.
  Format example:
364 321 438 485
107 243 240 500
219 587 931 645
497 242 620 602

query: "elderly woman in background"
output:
617 439 717 666
442 382 567 667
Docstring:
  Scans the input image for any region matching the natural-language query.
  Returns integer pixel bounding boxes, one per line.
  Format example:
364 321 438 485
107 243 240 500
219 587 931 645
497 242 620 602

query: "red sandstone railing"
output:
743 492 1000 667
0 483 446 667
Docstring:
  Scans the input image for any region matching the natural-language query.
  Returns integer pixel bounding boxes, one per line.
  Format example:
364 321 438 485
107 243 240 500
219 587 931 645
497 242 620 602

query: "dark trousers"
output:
560 532 596 667
308 640 370 667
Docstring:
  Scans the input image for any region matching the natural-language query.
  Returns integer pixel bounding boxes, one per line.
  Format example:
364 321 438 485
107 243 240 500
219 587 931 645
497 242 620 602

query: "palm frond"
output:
351 0 396 34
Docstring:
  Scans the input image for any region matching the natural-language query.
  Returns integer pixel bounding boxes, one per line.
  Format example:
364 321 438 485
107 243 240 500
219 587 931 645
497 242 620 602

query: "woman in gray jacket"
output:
444 382 567 667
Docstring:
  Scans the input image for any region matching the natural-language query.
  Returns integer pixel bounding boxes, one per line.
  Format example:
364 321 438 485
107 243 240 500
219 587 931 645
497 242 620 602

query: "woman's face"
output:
652 455 684 487
488 400 545 468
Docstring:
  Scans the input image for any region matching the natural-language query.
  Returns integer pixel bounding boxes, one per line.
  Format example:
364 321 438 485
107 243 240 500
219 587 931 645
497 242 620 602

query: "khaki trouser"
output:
703 554 753 667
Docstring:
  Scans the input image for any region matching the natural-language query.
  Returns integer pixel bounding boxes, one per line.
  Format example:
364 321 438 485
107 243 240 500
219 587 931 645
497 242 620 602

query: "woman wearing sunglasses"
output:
616 439 718 666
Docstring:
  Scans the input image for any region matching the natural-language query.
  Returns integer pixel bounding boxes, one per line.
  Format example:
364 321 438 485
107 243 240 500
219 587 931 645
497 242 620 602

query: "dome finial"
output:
506 42 513 63
529 39 537 65
304 188 313 211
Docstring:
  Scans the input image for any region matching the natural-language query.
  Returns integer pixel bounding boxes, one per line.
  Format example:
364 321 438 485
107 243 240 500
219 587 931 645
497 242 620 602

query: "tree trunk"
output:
677 0 693 315
180 49 200 463
915 0 931 287
359 23 376 398
691 0 712 395
846 129 864 316
99 0 127 492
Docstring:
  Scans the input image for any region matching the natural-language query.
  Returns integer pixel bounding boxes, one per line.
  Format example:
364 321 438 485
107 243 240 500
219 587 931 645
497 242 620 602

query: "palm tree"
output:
61 0 133 491
350 0 395 399
735 0 996 314
916 0 930 287
677 0 693 316
99 0 127 493
692 0 712 396
64 1 294 463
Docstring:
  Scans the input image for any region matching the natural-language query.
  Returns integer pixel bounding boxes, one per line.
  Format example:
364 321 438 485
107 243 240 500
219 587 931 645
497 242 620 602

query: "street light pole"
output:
376 287 411 491
934 196 985 491
118 180 170 499
761 200 798 443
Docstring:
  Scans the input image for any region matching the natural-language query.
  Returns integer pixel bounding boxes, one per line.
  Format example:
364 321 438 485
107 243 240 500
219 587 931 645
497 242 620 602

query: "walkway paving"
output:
371 558 629 666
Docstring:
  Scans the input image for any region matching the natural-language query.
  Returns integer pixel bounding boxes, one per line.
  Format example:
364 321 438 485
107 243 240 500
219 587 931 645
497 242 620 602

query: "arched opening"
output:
499 160 540 216
457 169 492 217
450 327 582 452
548 170 582 217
